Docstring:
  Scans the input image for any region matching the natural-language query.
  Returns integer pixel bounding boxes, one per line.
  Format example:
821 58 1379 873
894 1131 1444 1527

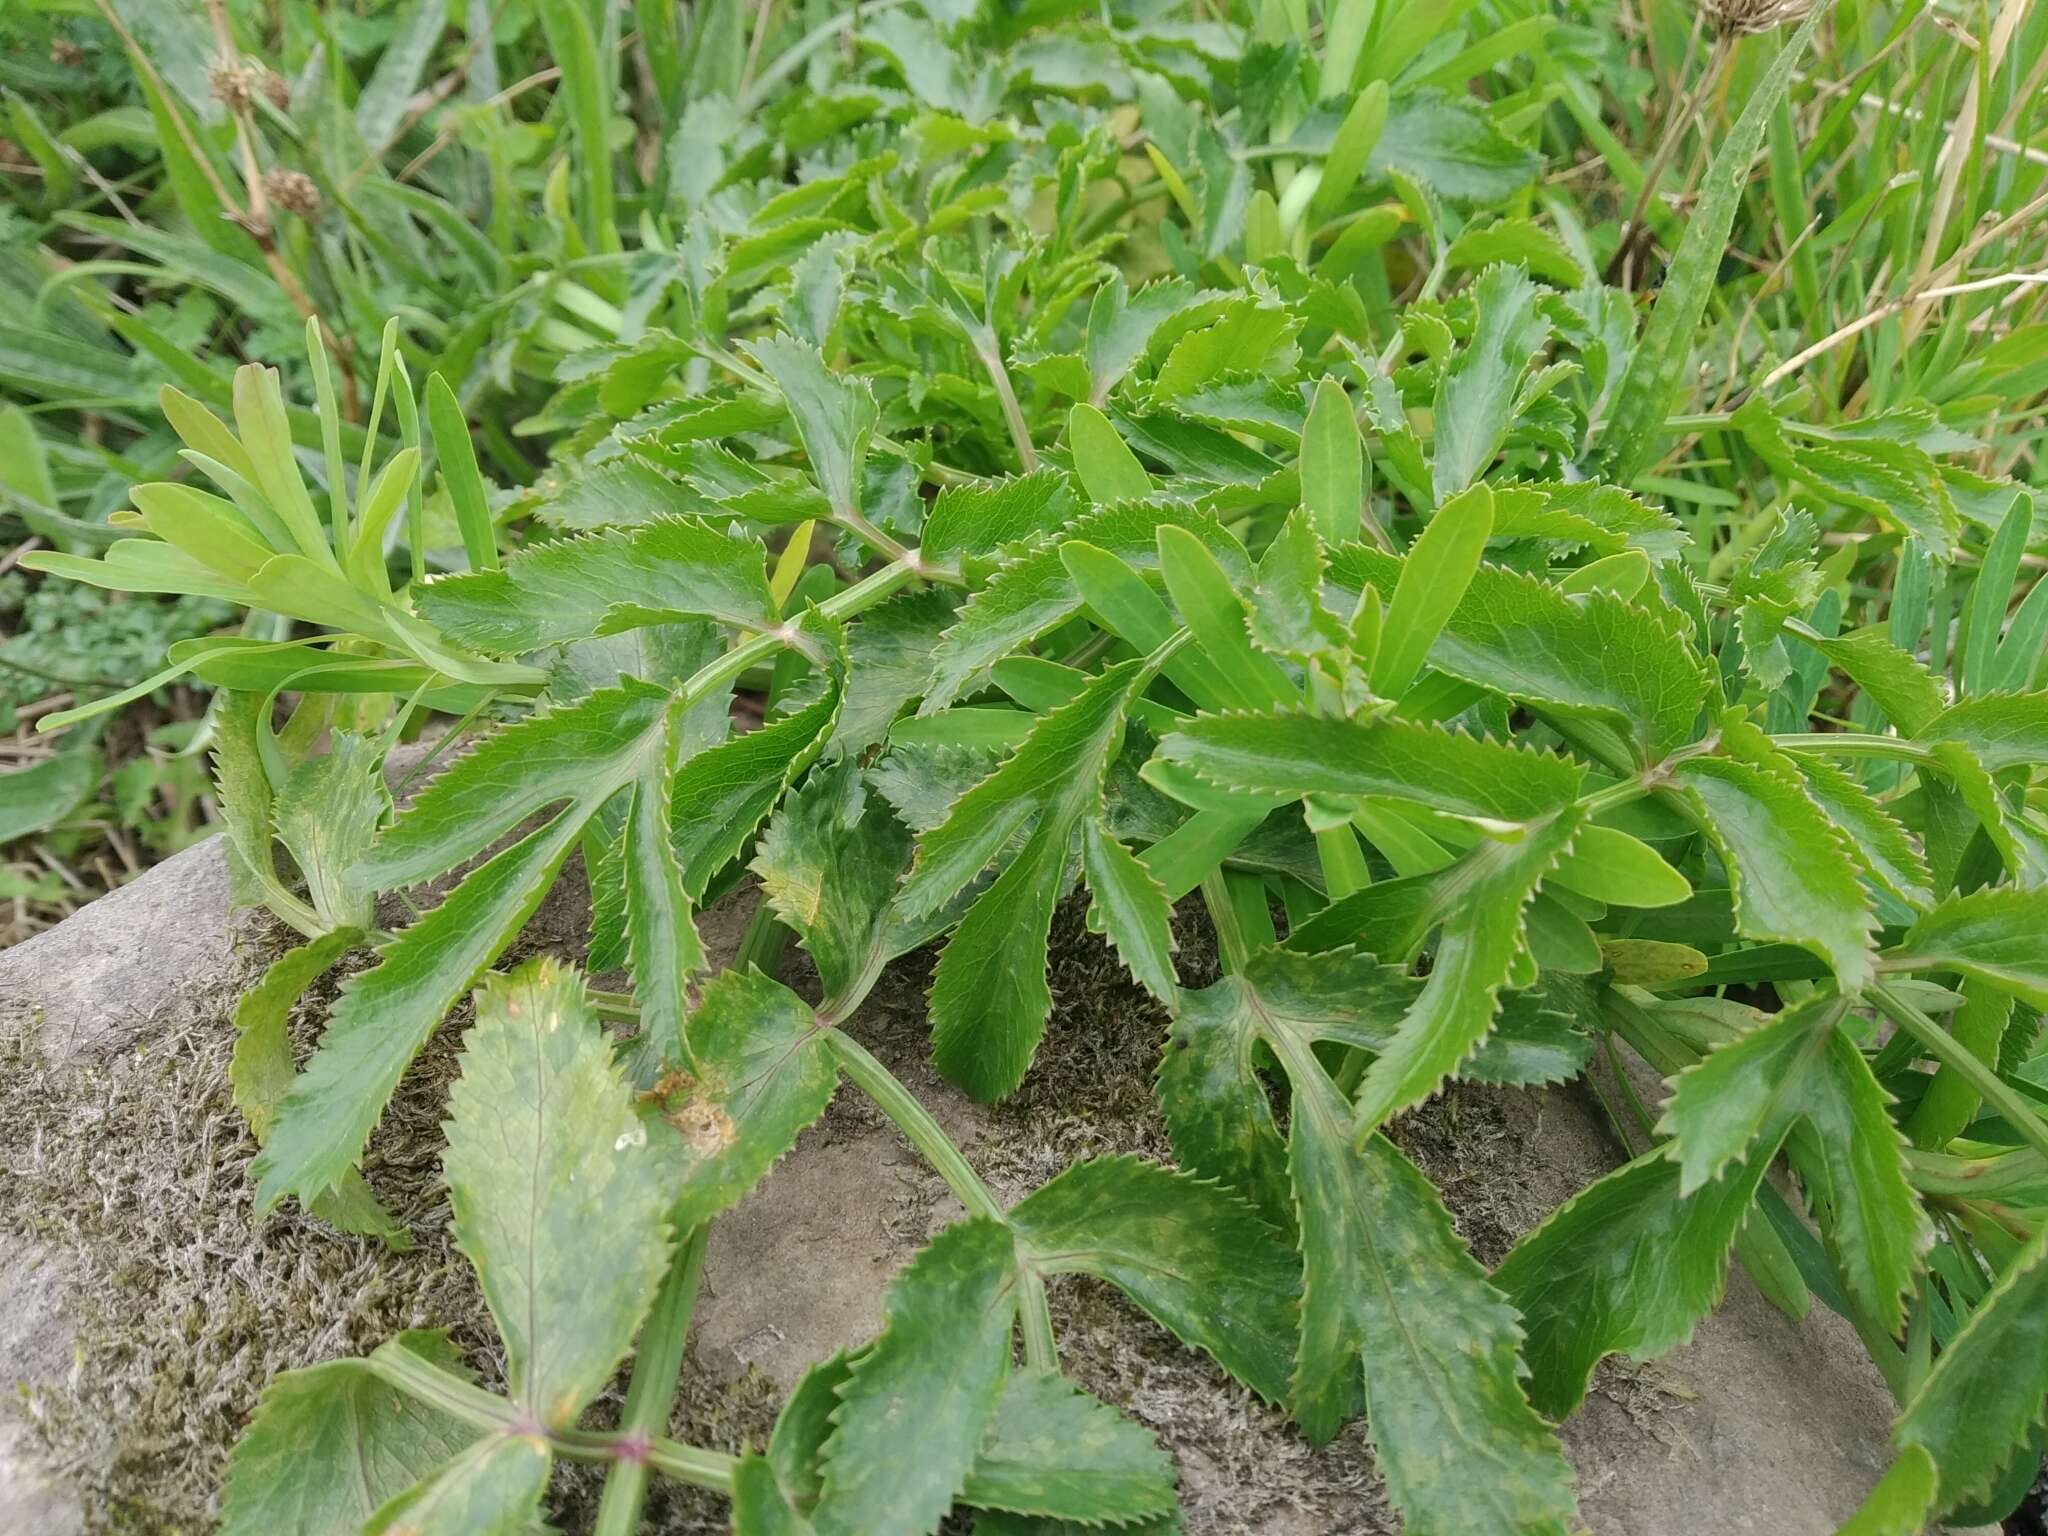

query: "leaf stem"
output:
1871 985 2048 1166
593 1226 709 1536
1768 732 1934 765
976 339 1039 473
823 1031 1058 1371
368 1344 737 1491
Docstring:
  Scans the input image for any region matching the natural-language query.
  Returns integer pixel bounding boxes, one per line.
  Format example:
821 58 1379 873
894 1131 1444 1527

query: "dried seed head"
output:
49 38 82 67
261 70 291 111
263 168 322 219
208 58 258 112
1701 0 1814 34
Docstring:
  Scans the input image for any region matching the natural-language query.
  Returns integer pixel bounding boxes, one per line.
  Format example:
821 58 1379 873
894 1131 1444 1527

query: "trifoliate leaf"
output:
416 516 777 654
814 1219 1020 1536
443 961 675 1429
651 968 838 1234
1267 1026 1577 1533
219 1334 479 1536
1010 1157 1298 1405
961 1371 1177 1526
1674 755 1876 993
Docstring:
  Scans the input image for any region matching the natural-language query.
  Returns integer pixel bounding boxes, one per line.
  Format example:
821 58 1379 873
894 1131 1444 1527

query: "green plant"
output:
16 0 2048 1533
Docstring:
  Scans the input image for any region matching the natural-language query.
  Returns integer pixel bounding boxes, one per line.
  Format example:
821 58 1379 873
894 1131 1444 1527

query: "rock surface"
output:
0 827 1992 1535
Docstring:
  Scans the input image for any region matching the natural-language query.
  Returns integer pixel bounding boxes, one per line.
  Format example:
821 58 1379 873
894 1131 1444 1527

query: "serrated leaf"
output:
1674 756 1876 992
1350 804 1586 1138
622 761 704 1070
1493 1141 1779 1418
443 960 675 1428
1081 819 1178 1003
1809 627 1948 734
1159 710 1582 822
415 517 777 655
1895 1223 2048 1513
1834 1445 1938 1536
255 688 675 1212
1925 691 2048 773
1157 968 1295 1234
922 471 1083 572
1785 750 1933 908
1431 267 1551 502
1266 1024 1576 1532
1792 1028 1930 1337
1010 1157 1298 1405
813 1219 1020 1536
733 1452 818 1536
219 1334 479 1536
919 659 1156 1099
273 731 389 931
671 620 845 897
1657 995 1842 1196
1898 886 2048 1010
749 334 878 519
230 927 403 1245
753 758 939 1007
254 809 590 1214
363 1431 550 1535
1245 509 1346 662
649 967 838 1233
832 588 960 754
961 1371 1177 1526
922 501 1240 713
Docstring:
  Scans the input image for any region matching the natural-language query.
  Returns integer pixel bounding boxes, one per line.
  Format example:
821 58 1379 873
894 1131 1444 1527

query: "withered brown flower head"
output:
264 168 322 219
208 58 258 113
1702 0 1815 34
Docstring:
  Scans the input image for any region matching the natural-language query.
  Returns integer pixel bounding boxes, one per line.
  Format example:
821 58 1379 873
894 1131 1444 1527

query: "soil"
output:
0 815 2000 1535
